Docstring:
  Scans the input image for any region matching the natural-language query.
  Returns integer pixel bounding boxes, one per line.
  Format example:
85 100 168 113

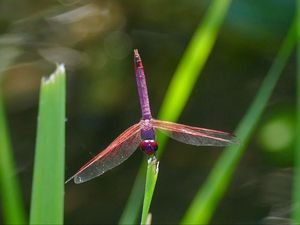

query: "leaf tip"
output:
147 156 159 174
42 64 66 85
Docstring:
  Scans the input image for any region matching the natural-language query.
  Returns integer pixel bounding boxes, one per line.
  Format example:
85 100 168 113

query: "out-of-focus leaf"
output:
181 20 296 224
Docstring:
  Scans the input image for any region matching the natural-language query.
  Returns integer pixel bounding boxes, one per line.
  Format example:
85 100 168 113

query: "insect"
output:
67 49 236 184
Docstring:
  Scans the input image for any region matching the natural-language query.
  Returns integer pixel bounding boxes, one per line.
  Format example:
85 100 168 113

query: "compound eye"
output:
140 140 158 156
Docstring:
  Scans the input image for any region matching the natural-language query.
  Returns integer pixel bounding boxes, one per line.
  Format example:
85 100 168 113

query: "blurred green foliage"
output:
0 86 26 224
182 20 296 224
292 0 300 222
257 108 295 166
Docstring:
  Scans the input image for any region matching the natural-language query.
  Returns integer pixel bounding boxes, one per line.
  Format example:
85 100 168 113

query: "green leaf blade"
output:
30 65 66 225
158 0 232 124
0 86 26 225
119 163 146 224
141 158 159 225
181 20 296 225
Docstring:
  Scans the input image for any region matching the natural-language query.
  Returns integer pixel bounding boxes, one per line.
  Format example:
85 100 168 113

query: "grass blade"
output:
119 164 146 224
181 20 296 224
30 65 66 224
293 1 300 222
141 158 159 225
0 47 26 224
119 0 232 223
158 0 232 123
0 87 26 224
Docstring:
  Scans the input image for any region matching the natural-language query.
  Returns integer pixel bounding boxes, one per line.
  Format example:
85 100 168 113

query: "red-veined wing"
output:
67 122 142 184
152 119 237 146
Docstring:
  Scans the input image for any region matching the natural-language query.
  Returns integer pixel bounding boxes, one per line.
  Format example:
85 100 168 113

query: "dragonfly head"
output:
140 139 158 156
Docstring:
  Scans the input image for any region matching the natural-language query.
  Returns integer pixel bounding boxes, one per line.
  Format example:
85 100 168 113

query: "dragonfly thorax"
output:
140 140 158 155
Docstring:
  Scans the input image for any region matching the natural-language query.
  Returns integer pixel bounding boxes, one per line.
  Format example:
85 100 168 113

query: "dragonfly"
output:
66 49 236 184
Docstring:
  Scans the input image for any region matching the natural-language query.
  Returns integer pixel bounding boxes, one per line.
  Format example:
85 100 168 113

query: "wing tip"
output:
65 175 75 184
65 174 85 184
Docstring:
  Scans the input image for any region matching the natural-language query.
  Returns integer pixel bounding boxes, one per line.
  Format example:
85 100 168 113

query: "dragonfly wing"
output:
152 119 237 147
69 123 141 184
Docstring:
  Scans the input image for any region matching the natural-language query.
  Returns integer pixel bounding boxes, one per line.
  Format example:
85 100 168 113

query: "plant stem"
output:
140 157 159 225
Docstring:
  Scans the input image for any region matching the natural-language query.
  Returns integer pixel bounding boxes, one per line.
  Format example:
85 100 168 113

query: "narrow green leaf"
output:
158 0 232 123
0 87 26 225
293 1 300 222
181 20 296 224
30 65 66 224
119 164 146 224
0 47 26 224
119 0 232 223
141 157 159 225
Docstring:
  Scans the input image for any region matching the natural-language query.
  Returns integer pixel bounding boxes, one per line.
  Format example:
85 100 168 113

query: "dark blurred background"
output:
0 0 296 224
